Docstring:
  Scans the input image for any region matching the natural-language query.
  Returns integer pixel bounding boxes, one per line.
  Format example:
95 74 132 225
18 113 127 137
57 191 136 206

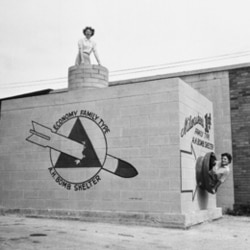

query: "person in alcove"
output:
208 152 232 194
75 26 101 66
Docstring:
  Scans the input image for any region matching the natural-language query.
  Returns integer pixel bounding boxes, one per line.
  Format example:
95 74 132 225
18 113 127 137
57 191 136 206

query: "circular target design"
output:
49 116 107 184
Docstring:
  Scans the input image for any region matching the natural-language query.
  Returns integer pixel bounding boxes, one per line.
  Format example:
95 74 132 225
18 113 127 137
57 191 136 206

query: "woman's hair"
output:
83 26 95 36
209 152 217 170
221 153 232 163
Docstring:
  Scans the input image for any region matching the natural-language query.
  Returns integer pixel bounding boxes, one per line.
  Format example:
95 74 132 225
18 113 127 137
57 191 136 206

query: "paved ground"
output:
0 214 249 250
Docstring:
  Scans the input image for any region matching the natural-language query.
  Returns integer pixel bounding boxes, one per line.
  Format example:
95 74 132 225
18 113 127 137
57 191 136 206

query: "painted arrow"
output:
180 143 198 201
26 121 138 178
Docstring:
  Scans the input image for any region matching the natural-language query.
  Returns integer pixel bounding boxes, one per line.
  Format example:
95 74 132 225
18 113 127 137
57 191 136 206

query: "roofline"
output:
0 89 53 101
1 62 250 99
109 62 250 86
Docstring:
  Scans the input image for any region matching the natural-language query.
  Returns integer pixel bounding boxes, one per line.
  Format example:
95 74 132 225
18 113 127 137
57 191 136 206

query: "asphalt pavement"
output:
0 214 250 250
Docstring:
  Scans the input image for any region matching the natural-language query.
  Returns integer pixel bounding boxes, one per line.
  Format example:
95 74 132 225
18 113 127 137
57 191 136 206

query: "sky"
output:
1 0 250 98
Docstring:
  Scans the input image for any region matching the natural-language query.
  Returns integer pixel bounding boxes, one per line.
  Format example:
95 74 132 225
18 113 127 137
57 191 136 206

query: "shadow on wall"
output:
197 188 209 210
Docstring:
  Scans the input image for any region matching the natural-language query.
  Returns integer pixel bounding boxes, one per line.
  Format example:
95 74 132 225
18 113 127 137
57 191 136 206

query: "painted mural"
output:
180 110 214 203
26 110 138 191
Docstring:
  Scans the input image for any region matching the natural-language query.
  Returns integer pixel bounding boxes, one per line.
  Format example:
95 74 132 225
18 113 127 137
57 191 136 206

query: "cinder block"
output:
150 102 179 114
149 202 171 212
169 202 182 213
118 95 149 107
160 191 180 203
108 117 130 129
122 127 148 137
24 190 39 199
130 115 149 128
108 137 130 148
120 106 143 117
39 190 55 199
159 168 179 179
3 198 17 208
149 113 169 126
129 137 148 147
119 201 149 211
149 179 170 191
119 147 141 158
8 190 24 200
46 199 69 209
85 190 120 201
151 158 170 168
130 158 151 168
150 91 178 104
22 171 38 180
139 168 160 179
168 179 181 191
124 179 151 190
159 145 179 156
140 146 161 158
120 190 159 202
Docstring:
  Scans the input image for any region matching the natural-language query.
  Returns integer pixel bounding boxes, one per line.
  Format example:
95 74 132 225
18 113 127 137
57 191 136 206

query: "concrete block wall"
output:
0 76 222 227
181 72 234 210
0 78 185 227
229 67 250 209
179 79 216 214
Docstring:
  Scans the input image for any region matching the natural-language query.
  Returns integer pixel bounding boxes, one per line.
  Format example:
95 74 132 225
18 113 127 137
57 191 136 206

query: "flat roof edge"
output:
0 89 53 101
109 62 250 86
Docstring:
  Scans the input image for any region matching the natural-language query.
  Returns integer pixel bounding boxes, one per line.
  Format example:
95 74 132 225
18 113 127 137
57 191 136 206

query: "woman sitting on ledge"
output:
75 26 101 66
